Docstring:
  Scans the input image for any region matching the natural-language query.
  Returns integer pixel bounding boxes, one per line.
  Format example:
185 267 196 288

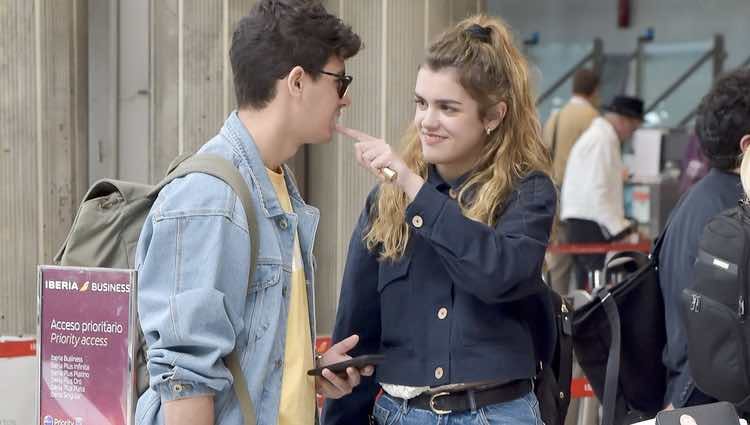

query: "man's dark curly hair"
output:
230 0 361 109
695 68 750 171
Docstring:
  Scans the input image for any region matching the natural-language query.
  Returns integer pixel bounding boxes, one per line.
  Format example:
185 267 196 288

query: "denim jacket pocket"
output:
249 262 282 293
245 262 283 342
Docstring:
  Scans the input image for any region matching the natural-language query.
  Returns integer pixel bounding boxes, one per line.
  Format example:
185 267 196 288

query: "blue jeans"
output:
372 391 545 425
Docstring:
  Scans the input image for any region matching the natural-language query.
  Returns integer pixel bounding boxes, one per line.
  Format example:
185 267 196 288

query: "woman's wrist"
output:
398 170 424 201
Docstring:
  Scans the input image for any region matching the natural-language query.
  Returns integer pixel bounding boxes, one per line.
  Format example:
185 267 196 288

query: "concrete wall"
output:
89 0 261 186
103 0 258 184
311 0 487 334
0 0 88 335
0 0 487 335
1 0 257 336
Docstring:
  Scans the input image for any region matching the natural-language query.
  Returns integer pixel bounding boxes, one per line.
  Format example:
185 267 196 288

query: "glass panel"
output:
641 41 715 129
526 41 595 123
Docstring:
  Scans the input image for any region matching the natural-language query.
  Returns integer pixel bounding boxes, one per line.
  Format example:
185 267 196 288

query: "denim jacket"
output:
135 112 320 425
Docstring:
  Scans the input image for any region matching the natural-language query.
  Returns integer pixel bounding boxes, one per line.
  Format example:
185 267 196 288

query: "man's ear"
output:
740 134 750 154
286 66 305 98
483 101 508 133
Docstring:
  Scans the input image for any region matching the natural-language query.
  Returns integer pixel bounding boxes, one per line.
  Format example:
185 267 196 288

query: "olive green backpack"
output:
55 154 258 425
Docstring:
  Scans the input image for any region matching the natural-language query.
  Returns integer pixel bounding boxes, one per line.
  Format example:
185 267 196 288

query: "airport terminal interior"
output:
1 1 749 424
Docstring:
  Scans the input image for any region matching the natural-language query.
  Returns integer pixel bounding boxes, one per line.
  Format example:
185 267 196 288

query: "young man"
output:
660 69 750 409
135 1 368 424
542 68 600 294
560 95 643 287
543 68 601 186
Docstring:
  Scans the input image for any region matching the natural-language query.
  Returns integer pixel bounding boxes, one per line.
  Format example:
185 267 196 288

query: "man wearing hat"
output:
542 68 601 295
560 95 644 288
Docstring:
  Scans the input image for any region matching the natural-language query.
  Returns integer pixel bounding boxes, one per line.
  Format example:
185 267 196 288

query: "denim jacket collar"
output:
220 111 305 219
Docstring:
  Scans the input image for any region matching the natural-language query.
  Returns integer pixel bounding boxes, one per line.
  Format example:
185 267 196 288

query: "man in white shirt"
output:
542 68 600 295
560 95 644 288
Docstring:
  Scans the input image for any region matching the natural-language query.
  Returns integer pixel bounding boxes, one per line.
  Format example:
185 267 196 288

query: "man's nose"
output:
340 93 352 108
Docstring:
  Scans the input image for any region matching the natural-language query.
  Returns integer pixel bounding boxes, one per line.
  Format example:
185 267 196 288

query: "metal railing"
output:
677 54 750 128
532 32 734 130
535 38 604 106
645 35 725 113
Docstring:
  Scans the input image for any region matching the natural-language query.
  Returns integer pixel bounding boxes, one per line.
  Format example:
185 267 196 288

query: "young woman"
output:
322 15 556 425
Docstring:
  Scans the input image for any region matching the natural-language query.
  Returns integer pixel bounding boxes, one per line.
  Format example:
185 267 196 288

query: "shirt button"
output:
277 217 288 230
448 188 458 199
434 367 444 379
437 307 448 320
411 215 423 228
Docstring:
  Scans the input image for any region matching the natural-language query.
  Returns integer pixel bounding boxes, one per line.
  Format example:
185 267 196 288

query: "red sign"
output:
37 266 136 425
0 338 35 358
571 377 595 399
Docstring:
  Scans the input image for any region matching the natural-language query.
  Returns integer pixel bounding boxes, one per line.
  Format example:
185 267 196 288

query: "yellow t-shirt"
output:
267 167 316 425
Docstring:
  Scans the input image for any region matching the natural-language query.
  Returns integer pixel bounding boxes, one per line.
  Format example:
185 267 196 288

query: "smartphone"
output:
306 354 385 376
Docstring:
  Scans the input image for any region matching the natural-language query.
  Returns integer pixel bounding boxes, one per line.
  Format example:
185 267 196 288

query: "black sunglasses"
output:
319 70 353 98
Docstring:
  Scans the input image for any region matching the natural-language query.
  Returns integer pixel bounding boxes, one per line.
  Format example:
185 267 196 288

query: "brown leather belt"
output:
402 379 532 415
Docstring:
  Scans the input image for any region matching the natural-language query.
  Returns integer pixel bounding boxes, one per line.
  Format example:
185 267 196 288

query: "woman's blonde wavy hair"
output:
742 150 750 201
365 14 552 260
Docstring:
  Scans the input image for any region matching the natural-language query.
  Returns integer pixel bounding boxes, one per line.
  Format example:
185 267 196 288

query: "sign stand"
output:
37 265 137 425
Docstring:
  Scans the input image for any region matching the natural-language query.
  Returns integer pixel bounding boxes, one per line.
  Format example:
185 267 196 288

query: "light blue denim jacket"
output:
134 112 320 425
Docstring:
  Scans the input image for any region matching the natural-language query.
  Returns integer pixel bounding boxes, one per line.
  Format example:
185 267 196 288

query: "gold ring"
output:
381 167 397 182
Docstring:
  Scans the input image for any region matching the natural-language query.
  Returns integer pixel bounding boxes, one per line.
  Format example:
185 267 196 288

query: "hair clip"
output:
465 24 492 42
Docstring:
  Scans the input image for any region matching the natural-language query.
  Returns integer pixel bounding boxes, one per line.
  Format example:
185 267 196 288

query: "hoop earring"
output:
486 127 492 135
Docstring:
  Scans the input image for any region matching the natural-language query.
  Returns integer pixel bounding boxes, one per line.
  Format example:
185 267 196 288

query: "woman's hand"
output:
336 124 424 199
314 335 374 399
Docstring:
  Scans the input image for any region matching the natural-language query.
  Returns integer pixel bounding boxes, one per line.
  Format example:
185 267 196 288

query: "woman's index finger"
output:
335 124 374 142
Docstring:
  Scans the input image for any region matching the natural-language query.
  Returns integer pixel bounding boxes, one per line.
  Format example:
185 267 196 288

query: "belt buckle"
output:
429 391 452 415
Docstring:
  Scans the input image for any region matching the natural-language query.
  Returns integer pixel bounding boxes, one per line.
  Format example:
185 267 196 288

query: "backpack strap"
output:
550 110 562 160
155 154 258 425
165 152 194 175
558 298 573 410
599 287 621 425
650 192 689 265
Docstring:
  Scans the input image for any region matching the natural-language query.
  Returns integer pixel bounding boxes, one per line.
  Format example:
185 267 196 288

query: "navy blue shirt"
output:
660 168 744 407
322 167 557 424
